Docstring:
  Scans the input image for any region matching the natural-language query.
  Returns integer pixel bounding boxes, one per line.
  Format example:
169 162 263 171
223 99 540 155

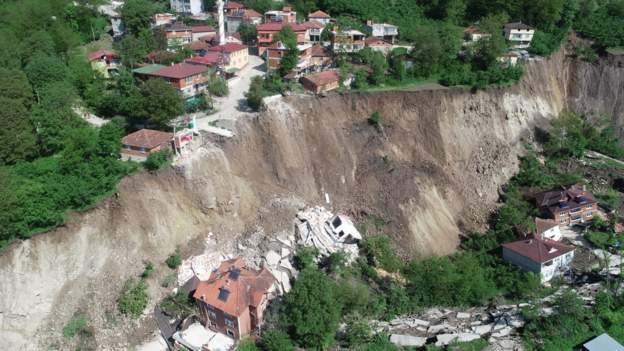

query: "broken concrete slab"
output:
428 323 450 335
435 333 458 346
491 326 512 338
472 323 493 335
457 333 481 342
390 334 427 347
456 312 471 319
265 251 281 266
281 247 291 258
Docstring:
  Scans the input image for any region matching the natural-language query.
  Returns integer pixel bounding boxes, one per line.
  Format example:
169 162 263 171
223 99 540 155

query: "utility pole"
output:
217 0 226 45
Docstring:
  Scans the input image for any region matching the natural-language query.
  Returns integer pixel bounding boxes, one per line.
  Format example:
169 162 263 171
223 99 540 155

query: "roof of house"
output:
185 53 223 66
244 9 262 18
224 1 245 10
583 333 624 351
256 22 307 32
165 22 191 32
535 184 597 214
504 22 534 30
301 20 325 29
87 49 118 61
122 129 173 149
193 257 276 317
309 10 330 18
365 37 391 46
188 40 212 51
310 44 331 57
502 237 574 264
301 70 340 87
191 25 215 33
535 218 558 235
132 64 167 75
207 43 248 53
464 25 486 34
150 62 208 79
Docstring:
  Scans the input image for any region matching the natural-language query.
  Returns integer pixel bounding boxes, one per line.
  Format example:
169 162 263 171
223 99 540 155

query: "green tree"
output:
260 329 294 351
284 268 342 349
238 23 258 45
24 54 69 94
118 278 149 318
0 97 38 165
274 25 300 76
136 78 184 128
545 111 588 158
116 34 149 67
0 68 34 108
120 0 156 34
246 76 265 111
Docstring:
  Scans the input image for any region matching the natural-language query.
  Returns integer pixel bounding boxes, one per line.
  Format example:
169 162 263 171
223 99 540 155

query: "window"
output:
225 318 235 328
226 329 235 337
586 204 592 209
209 311 216 319
586 211 592 217
560 217 567 223
544 260 553 266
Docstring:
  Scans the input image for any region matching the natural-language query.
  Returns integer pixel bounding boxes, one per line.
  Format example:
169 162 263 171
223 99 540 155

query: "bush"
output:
63 314 88 338
208 76 229 97
367 111 382 127
361 235 403 272
238 338 260 351
165 248 182 269
141 261 154 279
246 76 265 111
343 314 372 347
293 246 319 270
118 278 149 318
144 149 171 171
260 329 294 351
160 291 195 319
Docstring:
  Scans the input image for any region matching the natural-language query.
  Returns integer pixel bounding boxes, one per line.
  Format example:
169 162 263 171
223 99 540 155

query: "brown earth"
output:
1 47 623 350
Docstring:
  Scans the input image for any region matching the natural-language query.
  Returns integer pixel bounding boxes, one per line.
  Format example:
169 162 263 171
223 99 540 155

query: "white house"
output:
504 22 534 49
502 237 574 283
535 218 562 241
331 29 366 53
170 0 203 16
308 10 331 25
365 20 398 43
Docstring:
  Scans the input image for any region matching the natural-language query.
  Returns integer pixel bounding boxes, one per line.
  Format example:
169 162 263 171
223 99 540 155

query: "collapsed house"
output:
295 206 362 260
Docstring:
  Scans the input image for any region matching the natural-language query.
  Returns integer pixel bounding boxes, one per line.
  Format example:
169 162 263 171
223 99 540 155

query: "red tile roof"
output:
301 70 340 87
365 37 391 46
207 43 248 53
301 20 324 29
188 40 211 51
310 44 331 57
193 257 277 317
185 53 223 66
309 10 330 18
191 25 215 33
122 129 173 149
464 25 485 34
225 1 244 10
502 237 574 263
257 22 307 32
87 49 118 61
150 63 208 79
244 9 262 18
535 218 558 235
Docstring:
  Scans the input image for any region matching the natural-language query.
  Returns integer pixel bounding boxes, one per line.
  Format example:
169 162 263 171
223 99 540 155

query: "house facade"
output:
309 44 332 69
535 184 598 226
207 43 248 72
121 129 174 161
266 42 312 74
146 63 209 98
504 22 535 49
191 25 216 41
154 13 176 26
193 257 278 340
170 0 203 15
365 37 393 54
331 29 366 53
534 218 562 241
463 25 490 43
165 22 193 47
300 70 341 94
265 6 297 24
502 237 575 283
87 50 120 78
257 22 307 55
302 20 325 42
308 10 331 25
365 20 398 43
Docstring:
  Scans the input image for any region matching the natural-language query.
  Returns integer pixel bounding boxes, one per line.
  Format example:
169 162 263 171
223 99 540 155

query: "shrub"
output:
246 76 265 111
361 235 403 272
141 261 154 279
367 111 383 130
293 246 319 270
260 329 294 351
238 338 260 351
165 248 182 269
144 149 171 171
208 76 229 97
118 278 149 318
343 314 372 347
161 273 177 288
63 314 88 338
160 291 195 319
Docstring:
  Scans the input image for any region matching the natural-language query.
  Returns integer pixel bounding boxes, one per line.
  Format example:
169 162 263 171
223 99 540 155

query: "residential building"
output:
534 184 598 226
365 37 393 54
300 70 341 94
87 50 120 78
583 333 624 351
170 0 203 16
266 42 312 74
365 20 398 43
191 25 216 41
165 22 193 47
193 257 278 340
502 236 575 283
121 129 174 162
302 20 325 42
256 22 307 55
154 13 176 26
504 22 535 49
265 6 297 24
498 51 520 66
132 64 167 79
226 8 262 33
308 10 331 25
534 218 562 241
463 25 490 43
144 63 209 98
224 1 245 16
309 44 332 69
185 52 225 68
207 43 248 72
331 29 366 53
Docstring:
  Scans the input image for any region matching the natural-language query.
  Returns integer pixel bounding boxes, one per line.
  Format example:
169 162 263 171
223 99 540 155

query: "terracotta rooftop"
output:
301 20 324 29
301 70 340 87
193 257 276 317
225 1 244 10
244 9 262 18
309 10 330 18
207 43 248 53
505 22 534 30
191 25 215 33
310 44 331 57
464 25 485 34
365 37 391 45
535 218 558 235
534 184 596 214
150 62 208 79
87 49 118 61
502 237 574 264
122 129 173 149
257 22 307 32
185 53 224 66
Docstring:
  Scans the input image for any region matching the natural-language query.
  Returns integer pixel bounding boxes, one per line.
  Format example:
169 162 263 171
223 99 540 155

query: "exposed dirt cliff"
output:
0 49 622 350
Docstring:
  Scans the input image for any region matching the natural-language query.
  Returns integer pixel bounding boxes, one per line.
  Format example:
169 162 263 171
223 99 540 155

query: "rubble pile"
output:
295 206 362 261
259 232 298 294
177 233 233 286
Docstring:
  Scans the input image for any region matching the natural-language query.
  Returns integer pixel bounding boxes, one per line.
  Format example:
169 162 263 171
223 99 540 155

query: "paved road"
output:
195 54 265 135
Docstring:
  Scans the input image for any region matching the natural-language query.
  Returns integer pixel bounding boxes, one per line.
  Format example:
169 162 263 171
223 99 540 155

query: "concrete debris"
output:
473 324 494 335
428 323 451 335
295 206 362 260
265 250 281 266
172 322 235 351
457 312 471 319
457 333 481 342
435 333 458 346
390 334 427 347
491 326 512 338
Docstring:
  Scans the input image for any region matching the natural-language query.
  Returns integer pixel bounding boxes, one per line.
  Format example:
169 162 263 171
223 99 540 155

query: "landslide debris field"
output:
1 49 624 350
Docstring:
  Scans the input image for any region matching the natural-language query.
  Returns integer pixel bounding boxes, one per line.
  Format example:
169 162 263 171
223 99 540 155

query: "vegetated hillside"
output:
0 49 622 350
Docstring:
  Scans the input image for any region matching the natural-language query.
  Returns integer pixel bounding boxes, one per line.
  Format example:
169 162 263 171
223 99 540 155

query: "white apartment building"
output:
170 0 203 15
504 22 535 49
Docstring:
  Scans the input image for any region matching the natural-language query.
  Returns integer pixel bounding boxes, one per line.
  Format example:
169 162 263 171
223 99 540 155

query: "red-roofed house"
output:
121 129 173 161
310 44 332 68
87 50 120 78
224 1 245 15
308 10 331 25
165 22 193 47
266 42 312 74
185 53 225 67
365 37 393 54
534 184 598 226
146 63 209 98
257 22 307 55
502 237 575 282
191 25 216 41
193 257 278 340
300 70 341 94
265 6 296 24
207 43 248 71
302 20 325 42
464 25 491 43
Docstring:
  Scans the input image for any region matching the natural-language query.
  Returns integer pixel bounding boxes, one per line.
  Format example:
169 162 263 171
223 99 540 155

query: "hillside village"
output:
1 1 624 351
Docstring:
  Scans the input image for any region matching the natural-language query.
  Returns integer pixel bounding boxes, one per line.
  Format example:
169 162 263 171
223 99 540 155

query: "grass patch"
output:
165 248 182 269
62 314 88 338
161 273 177 288
118 278 149 318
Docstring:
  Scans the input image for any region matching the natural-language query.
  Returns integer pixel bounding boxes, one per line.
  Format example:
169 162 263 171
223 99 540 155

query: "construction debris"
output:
295 206 362 260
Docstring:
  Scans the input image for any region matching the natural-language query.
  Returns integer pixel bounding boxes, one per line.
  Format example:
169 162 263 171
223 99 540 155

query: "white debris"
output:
457 333 481 342
295 206 361 260
390 334 427 347
280 258 294 271
473 323 493 335
435 333 458 346
172 322 234 351
265 251 281 267
428 323 450 335
491 326 512 338
281 247 291 258
456 312 471 319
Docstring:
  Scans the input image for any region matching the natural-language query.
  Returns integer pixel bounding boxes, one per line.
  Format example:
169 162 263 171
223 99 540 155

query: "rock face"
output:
1 49 623 350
